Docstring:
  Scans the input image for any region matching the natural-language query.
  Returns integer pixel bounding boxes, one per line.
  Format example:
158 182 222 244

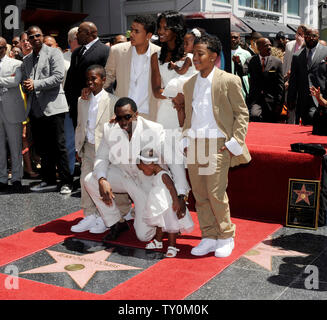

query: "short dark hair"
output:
276 31 286 40
19 31 27 40
26 25 42 35
114 97 138 114
86 64 106 79
133 15 156 34
251 31 263 40
194 33 222 56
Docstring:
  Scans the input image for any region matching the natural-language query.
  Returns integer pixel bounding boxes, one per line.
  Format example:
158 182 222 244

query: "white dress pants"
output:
84 165 156 242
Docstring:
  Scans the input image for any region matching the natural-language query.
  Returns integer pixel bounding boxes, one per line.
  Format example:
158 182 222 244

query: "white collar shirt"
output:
128 45 151 114
86 89 104 144
185 67 243 156
84 37 99 54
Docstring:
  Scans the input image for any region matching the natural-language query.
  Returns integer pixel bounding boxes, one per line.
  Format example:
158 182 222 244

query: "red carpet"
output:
226 123 326 224
0 211 281 300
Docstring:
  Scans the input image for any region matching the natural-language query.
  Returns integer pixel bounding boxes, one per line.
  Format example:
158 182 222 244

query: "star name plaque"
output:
286 179 320 230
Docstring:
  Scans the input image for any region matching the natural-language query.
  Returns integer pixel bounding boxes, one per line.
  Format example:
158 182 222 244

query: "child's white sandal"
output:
145 239 163 249
165 246 180 258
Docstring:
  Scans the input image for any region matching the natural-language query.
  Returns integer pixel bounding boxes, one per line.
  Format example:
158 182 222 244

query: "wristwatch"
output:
178 194 188 203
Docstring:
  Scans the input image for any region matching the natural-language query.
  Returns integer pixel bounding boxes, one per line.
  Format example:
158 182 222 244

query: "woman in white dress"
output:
151 11 197 129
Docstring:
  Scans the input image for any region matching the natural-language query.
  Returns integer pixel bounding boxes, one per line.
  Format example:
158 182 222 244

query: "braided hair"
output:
157 10 186 64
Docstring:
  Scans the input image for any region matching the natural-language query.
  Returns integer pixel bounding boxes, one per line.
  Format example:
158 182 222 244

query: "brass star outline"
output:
20 248 142 289
293 184 314 206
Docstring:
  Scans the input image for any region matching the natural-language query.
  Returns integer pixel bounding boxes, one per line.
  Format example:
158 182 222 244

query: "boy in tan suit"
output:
71 65 127 234
182 34 251 258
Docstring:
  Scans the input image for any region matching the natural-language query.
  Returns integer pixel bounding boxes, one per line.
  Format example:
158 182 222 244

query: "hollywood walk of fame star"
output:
293 184 314 206
243 236 308 271
20 248 142 289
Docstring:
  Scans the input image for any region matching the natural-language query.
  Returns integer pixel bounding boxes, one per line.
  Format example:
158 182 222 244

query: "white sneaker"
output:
60 184 72 195
89 216 109 234
30 181 57 192
215 237 234 258
191 238 217 256
70 215 97 233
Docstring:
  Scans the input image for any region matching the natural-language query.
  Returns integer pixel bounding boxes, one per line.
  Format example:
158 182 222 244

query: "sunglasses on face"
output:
28 33 42 40
0 46 7 50
115 113 135 122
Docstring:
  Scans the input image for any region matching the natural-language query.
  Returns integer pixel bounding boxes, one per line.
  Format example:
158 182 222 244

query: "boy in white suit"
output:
72 65 129 234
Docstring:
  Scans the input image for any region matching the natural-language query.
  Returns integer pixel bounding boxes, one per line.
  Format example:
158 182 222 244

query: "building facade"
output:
0 0 321 46
112 0 319 36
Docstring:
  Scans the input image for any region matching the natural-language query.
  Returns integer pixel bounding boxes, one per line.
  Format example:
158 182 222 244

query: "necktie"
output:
261 57 265 72
76 46 86 65
307 49 313 67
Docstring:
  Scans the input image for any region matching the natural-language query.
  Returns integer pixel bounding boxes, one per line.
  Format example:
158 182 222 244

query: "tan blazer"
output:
75 91 118 157
183 67 251 168
104 41 161 121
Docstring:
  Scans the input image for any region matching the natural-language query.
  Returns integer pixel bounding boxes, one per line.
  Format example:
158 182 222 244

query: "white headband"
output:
191 28 201 37
137 148 159 164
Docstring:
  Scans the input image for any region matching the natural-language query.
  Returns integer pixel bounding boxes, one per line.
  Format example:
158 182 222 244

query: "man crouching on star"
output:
83 97 190 243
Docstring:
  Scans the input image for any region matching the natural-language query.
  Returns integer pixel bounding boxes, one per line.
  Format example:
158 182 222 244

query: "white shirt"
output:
86 89 104 144
184 68 243 156
128 45 151 114
84 37 99 54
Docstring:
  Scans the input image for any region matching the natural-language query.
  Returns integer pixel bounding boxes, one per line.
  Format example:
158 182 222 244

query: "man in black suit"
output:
245 38 284 123
287 28 327 127
64 21 110 128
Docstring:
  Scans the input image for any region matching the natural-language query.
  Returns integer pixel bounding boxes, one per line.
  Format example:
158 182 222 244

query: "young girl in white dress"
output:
137 148 194 258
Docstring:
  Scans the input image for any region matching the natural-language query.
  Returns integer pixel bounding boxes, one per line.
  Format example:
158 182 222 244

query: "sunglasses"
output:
28 33 42 40
115 113 135 122
0 46 7 50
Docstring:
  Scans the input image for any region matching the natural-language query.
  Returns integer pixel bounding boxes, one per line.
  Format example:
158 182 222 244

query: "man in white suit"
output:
0 37 26 192
84 97 190 242
104 15 160 121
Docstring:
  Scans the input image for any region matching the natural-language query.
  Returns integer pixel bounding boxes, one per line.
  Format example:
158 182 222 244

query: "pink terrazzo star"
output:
20 248 142 288
243 236 308 271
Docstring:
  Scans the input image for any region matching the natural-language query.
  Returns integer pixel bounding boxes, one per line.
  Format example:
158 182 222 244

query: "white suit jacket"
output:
0 55 26 123
283 40 302 76
93 116 190 196
75 91 118 157
104 41 161 121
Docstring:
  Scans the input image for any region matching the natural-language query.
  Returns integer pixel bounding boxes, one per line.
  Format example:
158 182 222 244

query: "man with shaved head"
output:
0 37 26 192
64 21 110 128
244 37 284 122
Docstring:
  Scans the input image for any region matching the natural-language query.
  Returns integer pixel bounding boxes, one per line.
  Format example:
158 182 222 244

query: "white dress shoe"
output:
70 215 97 233
191 238 217 256
89 216 109 234
215 237 234 258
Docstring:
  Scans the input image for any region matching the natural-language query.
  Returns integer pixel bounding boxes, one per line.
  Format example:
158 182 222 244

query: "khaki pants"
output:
187 138 235 240
80 142 131 217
